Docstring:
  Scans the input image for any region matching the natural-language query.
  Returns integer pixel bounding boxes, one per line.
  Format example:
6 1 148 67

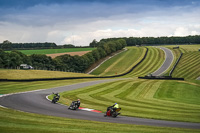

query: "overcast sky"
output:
0 0 200 46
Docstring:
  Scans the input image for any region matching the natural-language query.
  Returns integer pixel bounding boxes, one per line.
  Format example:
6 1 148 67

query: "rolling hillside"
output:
91 46 145 76
91 46 165 77
165 45 200 79
124 46 165 77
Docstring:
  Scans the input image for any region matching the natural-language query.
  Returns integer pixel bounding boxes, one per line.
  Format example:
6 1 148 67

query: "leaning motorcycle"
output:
68 101 80 110
104 108 121 118
52 93 60 104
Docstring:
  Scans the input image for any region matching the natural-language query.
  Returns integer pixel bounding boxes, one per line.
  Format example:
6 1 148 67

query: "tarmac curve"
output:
152 47 174 76
0 79 200 129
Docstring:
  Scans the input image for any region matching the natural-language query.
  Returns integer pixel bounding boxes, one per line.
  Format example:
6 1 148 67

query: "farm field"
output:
7 48 95 55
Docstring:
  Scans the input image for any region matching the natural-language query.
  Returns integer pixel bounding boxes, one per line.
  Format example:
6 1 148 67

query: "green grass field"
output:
91 46 165 77
7 48 95 55
60 79 200 123
91 47 145 76
122 46 165 77
0 69 93 80
1 79 200 133
172 51 200 79
1 107 199 133
0 79 100 94
165 45 200 79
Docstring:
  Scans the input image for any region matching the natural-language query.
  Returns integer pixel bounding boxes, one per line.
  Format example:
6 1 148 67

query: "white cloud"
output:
0 2 200 46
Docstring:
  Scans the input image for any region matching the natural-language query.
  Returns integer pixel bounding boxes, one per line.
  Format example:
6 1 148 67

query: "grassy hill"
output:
123 46 165 77
91 46 165 77
172 51 200 79
165 45 200 79
91 46 145 76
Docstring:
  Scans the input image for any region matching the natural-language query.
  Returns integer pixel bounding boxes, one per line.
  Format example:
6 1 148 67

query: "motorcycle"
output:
104 107 121 118
52 93 60 104
68 101 80 110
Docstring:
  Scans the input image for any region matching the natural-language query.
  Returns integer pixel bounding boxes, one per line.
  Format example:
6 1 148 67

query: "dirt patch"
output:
46 51 90 58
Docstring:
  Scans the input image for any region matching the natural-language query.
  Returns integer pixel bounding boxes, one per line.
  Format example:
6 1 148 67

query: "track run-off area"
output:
0 79 200 129
0 46 200 130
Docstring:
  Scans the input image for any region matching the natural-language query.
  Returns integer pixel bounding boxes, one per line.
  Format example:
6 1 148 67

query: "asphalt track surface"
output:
1 47 200 129
1 79 200 129
152 47 174 76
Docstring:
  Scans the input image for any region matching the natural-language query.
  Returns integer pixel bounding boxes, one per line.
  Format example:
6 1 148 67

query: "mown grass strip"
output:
1 108 199 133
124 47 165 77
0 79 99 94
91 46 145 76
172 52 200 79
0 69 93 80
60 79 200 123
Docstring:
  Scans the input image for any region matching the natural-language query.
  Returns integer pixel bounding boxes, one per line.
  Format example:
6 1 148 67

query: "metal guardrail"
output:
169 53 183 76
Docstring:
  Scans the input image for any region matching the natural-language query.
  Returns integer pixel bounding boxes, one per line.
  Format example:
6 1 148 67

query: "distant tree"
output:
9 51 23 68
30 54 54 70
63 44 75 48
11 50 31 65
84 52 95 66
89 39 98 47
3 40 12 44
97 47 107 58
91 49 100 61
1 40 12 50
0 49 7 67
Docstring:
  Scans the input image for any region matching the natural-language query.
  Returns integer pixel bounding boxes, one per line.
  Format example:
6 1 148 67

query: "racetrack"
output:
152 47 174 76
0 79 200 129
1 47 200 129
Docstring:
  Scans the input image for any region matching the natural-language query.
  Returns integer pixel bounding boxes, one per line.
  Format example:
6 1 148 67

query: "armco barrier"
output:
169 53 183 76
138 76 184 80
0 47 149 82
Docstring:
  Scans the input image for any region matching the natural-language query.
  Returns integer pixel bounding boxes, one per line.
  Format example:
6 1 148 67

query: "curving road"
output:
0 79 200 129
152 47 174 76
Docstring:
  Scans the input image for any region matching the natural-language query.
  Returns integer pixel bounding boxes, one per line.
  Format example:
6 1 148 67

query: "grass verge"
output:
0 107 199 133
0 69 93 80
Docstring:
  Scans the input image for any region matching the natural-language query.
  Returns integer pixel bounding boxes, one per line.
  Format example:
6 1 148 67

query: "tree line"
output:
0 40 84 50
0 39 126 73
90 35 200 47
0 40 57 50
